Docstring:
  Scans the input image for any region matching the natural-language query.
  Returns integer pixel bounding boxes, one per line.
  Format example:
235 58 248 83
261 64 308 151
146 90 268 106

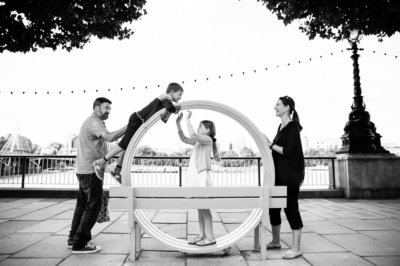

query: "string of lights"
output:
1 48 397 95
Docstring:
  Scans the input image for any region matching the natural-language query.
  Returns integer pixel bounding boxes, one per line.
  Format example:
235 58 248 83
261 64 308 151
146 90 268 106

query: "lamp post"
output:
337 30 389 154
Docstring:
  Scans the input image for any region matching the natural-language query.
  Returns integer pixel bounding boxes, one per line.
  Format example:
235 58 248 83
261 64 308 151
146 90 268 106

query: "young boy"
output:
94 83 183 183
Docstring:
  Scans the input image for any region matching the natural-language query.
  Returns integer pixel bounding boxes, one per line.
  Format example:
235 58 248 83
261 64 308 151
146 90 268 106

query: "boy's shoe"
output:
110 166 122 184
93 160 104 180
72 243 101 254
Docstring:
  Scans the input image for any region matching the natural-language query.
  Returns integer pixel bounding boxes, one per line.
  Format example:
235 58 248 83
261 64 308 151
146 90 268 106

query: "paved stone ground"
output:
0 197 400 266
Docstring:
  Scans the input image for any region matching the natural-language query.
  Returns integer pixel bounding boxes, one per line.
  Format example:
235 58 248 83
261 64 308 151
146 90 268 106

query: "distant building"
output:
314 138 341 151
232 136 246 155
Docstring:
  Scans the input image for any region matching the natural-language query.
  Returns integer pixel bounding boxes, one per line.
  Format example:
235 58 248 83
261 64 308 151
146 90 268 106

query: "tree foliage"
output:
0 0 147 53
259 0 400 41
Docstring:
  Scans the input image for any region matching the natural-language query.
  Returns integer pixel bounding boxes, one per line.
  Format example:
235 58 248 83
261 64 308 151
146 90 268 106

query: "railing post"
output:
328 158 334 189
21 156 26 188
257 158 261 186
179 158 182 187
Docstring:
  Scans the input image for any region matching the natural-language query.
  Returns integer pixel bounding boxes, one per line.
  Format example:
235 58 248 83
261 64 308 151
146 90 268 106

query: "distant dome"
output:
0 134 33 154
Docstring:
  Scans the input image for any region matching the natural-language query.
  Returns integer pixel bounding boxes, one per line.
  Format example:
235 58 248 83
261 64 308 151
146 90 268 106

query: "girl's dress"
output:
185 144 213 187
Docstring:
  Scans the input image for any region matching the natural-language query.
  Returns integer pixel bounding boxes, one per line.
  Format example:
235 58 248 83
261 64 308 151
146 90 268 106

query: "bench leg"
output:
129 222 137 261
254 223 260 251
135 224 141 259
260 225 267 260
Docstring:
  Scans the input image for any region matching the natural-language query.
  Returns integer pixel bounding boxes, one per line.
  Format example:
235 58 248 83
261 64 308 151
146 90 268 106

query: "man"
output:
68 97 126 254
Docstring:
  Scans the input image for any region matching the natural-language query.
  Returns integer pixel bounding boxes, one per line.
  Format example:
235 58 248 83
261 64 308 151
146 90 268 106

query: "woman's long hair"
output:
279 96 303 132
200 120 221 162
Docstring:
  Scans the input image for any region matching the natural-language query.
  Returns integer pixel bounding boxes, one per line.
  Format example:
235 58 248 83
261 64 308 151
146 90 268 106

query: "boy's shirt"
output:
137 93 181 123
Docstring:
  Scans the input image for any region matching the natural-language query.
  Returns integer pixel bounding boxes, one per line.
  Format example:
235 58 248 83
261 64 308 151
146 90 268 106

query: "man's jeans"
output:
68 173 103 249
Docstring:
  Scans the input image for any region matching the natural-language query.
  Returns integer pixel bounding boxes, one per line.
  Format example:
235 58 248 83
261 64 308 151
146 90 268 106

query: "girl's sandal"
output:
188 235 205 245
195 237 216 246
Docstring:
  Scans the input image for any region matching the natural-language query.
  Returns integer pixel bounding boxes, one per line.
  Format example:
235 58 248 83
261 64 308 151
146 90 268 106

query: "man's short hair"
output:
166 83 184 93
93 97 112 110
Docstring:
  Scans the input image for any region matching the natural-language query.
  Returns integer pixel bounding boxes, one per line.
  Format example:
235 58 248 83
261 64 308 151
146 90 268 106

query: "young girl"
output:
94 83 183 182
176 110 220 246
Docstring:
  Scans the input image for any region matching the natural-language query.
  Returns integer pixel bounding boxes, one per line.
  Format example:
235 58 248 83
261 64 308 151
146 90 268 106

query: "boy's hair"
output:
200 120 221 162
166 83 184 93
93 97 112 110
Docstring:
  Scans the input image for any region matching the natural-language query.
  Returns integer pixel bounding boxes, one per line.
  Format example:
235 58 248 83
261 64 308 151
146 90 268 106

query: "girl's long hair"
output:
279 96 303 132
200 120 221 162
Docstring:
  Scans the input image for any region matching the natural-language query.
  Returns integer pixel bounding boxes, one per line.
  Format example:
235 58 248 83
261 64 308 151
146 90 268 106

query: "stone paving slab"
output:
0 258 63 266
0 203 26 212
281 233 346 253
131 251 185 265
303 252 374 266
48 210 74 220
219 213 250 224
154 223 186 239
306 209 353 219
329 218 390 231
368 218 400 230
363 202 400 210
141 238 173 251
158 209 188 213
341 210 387 219
125 261 184 266
0 220 41 237
0 208 37 219
12 235 71 258
0 220 6 224
0 233 49 254
304 220 356 234
18 201 59 209
325 234 400 256
312 202 357 211
0 255 9 262
364 256 400 266
92 233 130 254
187 254 248 266
13 209 66 221
340 202 383 209
299 203 328 211
42 203 76 212
188 221 228 235
363 208 400 217
59 254 127 266
188 209 222 222
152 212 187 224
18 220 71 233
299 212 326 221
101 219 130 234
249 256 311 265
216 209 250 213
360 230 400 248
10 198 46 203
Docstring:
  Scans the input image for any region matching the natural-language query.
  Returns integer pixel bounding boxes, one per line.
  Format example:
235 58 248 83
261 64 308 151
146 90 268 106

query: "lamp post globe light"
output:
337 30 389 154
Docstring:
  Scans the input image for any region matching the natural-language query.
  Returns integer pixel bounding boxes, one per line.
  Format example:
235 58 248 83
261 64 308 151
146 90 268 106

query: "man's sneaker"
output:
68 240 92 249
67 239 73 249
93 160 104 180
110 166 122 184
72 243 101 254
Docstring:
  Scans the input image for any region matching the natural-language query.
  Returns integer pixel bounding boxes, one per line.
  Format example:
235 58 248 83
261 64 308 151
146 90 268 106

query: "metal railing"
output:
0 155 335 189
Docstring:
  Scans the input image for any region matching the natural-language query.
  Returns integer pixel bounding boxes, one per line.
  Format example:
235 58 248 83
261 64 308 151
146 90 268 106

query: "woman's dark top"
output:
272 121 304 188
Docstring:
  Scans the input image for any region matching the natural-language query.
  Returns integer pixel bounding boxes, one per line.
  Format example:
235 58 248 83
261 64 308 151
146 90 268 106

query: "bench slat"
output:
109 198 129 209
269 198 287 208
134 187 263 198
135 198 263 209
269 186 287 197
110 186 132 197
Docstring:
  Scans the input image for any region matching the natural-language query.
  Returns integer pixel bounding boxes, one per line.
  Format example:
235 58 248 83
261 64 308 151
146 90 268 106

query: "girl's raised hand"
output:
176 112 183 124
186 110 192 119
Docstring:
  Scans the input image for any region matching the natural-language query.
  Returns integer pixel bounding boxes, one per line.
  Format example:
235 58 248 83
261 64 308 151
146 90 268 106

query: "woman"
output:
266 96 304 260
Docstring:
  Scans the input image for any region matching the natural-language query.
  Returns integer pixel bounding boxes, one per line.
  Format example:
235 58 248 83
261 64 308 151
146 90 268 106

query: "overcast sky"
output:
1 0 399 152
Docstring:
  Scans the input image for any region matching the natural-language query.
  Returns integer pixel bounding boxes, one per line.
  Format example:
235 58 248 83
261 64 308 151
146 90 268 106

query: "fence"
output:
0 155 336 189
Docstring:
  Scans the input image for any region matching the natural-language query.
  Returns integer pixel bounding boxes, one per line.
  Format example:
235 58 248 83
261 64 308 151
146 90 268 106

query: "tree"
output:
259 0 400 41
0 0 147 53
135 145 156 156
0 134 11 151
240 146 256 157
